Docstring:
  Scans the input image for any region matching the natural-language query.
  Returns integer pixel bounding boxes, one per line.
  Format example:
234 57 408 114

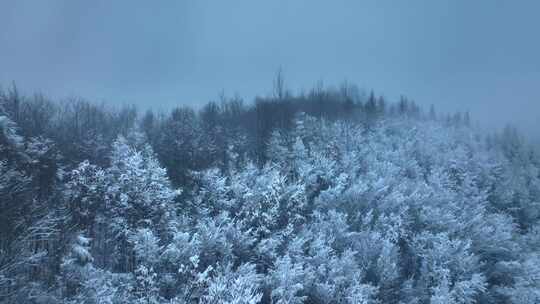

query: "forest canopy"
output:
1 82 539 304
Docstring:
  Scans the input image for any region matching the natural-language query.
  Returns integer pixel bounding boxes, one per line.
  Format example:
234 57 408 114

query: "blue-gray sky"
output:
1 0 539 139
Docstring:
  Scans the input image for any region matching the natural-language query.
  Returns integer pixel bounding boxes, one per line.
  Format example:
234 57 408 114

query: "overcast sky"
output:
1 0 539 139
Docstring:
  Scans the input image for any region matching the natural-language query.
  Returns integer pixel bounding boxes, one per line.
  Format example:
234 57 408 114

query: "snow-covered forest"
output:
1 83 539 304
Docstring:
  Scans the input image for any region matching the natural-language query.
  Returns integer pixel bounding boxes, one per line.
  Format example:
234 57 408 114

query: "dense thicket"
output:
0 82 539 304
